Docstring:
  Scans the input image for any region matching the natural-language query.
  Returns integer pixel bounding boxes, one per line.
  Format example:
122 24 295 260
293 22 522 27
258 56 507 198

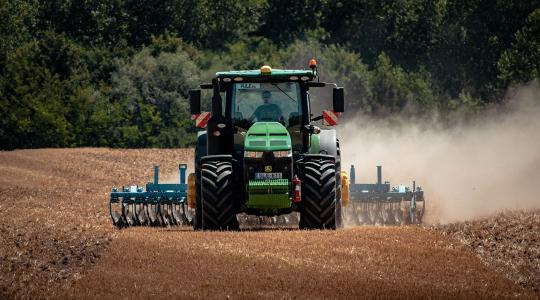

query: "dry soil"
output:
0 149 537 299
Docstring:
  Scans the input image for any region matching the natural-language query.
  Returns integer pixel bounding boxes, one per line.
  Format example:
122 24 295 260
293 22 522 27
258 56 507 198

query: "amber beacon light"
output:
309 58 317 69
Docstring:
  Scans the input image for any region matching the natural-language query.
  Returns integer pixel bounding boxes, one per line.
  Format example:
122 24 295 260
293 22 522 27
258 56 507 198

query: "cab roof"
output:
215 69 315 80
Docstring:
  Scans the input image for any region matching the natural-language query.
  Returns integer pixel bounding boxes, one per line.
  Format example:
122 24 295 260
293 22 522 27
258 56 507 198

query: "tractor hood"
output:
244 122 291 151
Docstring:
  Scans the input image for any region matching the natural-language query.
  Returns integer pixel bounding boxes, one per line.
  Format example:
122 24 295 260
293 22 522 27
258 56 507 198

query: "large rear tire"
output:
199 159 239 231
299 158 338 230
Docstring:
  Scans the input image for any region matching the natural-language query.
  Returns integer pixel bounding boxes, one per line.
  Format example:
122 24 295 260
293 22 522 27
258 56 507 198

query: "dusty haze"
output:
339 83 540 223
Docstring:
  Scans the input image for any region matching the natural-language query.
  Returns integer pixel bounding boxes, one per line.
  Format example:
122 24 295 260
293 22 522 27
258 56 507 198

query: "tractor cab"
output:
189 64 344 156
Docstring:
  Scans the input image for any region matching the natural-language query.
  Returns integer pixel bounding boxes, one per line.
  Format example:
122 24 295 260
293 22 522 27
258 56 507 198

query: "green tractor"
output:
188 62 346 230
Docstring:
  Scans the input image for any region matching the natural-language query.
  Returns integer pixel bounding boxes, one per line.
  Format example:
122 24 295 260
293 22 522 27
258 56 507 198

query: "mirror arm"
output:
306 82 338 88
311 115 323 122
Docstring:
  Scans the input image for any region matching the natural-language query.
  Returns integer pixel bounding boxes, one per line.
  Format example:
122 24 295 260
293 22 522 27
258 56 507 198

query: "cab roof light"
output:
260 65 272 75
309 58 318 78
309 58 317 69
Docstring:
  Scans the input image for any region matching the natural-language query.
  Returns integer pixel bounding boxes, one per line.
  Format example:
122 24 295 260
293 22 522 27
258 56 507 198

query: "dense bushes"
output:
1 0 538 149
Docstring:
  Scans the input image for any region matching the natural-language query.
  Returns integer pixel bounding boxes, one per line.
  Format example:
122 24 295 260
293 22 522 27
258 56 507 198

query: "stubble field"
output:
0 148 538 299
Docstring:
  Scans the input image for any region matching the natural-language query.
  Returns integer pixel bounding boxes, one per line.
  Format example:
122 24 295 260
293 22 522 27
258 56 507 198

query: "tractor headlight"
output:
273 150 292 158
244 151 263 158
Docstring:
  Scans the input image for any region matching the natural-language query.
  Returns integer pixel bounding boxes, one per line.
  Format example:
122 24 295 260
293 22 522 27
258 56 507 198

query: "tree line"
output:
1 0 538 149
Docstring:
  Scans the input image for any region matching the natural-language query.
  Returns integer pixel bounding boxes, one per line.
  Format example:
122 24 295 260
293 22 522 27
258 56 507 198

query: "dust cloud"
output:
339 82 540 224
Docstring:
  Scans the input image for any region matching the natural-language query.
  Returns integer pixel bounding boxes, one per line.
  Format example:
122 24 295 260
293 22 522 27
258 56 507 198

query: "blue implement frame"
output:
109 164 190 227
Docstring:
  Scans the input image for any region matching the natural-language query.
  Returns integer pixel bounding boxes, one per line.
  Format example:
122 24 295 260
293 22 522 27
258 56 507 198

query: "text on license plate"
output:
255 172 282 180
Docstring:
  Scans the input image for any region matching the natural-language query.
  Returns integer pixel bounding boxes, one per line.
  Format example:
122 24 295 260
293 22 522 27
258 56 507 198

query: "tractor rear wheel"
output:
299 158 338 230
199 159 239 231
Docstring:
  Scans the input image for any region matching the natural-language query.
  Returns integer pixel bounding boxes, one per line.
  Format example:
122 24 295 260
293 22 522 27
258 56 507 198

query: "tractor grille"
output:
270 140 287 146
244 156 293 181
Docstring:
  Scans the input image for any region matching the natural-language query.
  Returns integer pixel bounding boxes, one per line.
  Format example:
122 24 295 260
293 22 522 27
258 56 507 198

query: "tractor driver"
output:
249 90 283 122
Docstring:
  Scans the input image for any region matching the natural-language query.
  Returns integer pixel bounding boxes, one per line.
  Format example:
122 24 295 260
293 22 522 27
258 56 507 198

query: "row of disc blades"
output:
110 202 424 228
110 203 191 228
343 201 425 225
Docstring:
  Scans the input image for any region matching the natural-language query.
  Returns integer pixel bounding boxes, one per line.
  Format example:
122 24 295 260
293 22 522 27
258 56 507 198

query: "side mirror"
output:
189 89 201 115
333 87 344 113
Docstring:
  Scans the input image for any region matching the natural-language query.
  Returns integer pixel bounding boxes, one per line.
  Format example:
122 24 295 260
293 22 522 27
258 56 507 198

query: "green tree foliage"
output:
284 37 372 112
257 0 324 44
0 0 38 70
284 37 437 116
498 9 540 85
1 0 538 149
110 46 199 147
37 0 130 47
217 37 284 70
1 32 96 148
431 0 539 100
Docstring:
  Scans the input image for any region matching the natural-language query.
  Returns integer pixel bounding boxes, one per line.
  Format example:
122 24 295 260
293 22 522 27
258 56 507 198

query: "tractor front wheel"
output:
299 158 338 229
199 159 239 231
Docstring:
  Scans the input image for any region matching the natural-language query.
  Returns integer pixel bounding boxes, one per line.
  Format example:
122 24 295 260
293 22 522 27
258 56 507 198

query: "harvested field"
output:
67 227 531 299
0 148 192 299
0 148 538 299
435 210 540 292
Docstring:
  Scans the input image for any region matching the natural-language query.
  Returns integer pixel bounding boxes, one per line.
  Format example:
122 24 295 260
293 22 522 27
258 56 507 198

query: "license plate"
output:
255 172 282 180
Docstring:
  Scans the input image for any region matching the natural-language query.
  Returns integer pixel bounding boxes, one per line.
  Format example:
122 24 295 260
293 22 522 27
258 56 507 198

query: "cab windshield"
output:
231 82 302 128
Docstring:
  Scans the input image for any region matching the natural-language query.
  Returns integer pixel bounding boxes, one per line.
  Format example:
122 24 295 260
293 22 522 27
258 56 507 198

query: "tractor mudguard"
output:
195 131 207 166
200 154 234 164
302 153 336 162
318 129 338 156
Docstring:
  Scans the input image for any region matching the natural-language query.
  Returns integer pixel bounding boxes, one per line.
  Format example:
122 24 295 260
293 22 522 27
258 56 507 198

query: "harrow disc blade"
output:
183 204 193 226
356 208 371 225
416 200 425 224
157 203 171 227
343 206 356 225
136 204 149 226
110 203 126 228
401 201 412 224
367 205 378 224
147 204 161 226
171 203 184 225
122 204 136 226
383 208 395 225
165 204 176 226
380 207 389 225
393 207 403 224
131 204 141 226
111 212 124 227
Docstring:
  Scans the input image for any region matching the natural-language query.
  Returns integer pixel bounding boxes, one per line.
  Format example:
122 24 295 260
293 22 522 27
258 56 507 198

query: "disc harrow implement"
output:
343 165 425 226
109 164 191 228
